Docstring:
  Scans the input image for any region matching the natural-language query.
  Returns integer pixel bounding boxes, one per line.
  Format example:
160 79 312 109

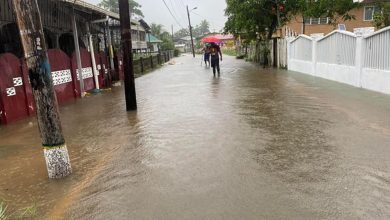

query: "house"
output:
109 19 148 53
146 33 163 53
282 0 390 37
0 0 117 57
201 34 235 47
175 36 193 52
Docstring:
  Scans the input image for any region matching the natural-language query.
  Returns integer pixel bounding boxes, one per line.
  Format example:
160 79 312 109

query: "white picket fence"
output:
287 26 390 95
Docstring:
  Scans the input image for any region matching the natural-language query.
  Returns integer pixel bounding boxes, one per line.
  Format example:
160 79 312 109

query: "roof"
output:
146 34 163 43
139 19 151 31
60 0 119 19
180 36 192 41
59 0 137 23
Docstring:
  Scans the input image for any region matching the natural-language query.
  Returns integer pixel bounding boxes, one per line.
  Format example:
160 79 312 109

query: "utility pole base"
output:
43 144 72 178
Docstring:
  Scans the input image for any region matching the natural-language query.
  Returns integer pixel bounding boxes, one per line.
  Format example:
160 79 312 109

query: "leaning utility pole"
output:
119 0 137 110
171 25 174 42
186 5 195 58
11 0 71 178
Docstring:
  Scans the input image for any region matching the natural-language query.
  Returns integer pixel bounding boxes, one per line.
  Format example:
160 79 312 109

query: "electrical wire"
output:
161 0 184 29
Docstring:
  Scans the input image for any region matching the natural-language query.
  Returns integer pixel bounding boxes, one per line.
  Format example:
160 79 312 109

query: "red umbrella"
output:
201 37 222 43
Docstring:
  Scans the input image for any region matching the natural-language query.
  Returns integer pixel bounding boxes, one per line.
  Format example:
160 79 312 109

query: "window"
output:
364 6 381 21
304 17 330 25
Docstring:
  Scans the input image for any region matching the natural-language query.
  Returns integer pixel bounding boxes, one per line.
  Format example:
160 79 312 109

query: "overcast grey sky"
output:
85 0 227 33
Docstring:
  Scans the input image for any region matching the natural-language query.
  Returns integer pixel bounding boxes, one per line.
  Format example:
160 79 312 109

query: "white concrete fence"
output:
287 26 390 95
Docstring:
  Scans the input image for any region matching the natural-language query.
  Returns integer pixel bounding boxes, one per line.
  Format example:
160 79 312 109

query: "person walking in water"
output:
209 42 222 76
202 44 211 67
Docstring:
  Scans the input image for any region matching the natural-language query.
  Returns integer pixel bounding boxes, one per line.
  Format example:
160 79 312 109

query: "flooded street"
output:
1 54 390 219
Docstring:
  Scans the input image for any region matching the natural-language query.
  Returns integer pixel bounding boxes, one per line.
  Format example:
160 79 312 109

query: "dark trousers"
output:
211 56 220 74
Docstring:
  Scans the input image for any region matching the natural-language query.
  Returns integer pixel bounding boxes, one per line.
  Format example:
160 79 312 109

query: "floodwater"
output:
1 54 390 219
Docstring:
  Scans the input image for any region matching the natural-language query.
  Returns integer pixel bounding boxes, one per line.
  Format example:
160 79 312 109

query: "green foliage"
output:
222 48 237 57
174 28 190 39
0 200 37 220
0 201 8 220
174 49 180 57
193 20 211 37
174 20 210 39
149 23 174 51
373 3 390 28
224 0 359 40
18 204 37 219
98 0 143 16
150 23 163 37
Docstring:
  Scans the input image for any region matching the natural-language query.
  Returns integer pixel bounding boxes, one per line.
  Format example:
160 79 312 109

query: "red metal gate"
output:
98 52 110 87
48 49 75 104
114 53 124 81
71 48 95 95
0 53 29 124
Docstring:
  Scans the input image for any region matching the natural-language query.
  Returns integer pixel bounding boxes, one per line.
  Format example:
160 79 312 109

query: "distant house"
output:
175 36 192 52
201 34 235 47
282 0 390 37
110 19 149 53
146 33 162 53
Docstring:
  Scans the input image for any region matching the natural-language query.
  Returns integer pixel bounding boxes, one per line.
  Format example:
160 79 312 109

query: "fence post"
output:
286 38 291 69
140 57 144 73
355 34 364 87
150 55 153 68
312 39 317 76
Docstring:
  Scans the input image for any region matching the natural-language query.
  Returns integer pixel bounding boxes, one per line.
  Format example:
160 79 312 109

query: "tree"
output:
98 0 143 17
224 0 360 65
174 28 190 39
193 20 210 37
373 2 390 28
150 23 174 51
160 31 175 50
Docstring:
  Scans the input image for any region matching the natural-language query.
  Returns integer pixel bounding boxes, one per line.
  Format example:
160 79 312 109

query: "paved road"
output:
1 54 390 219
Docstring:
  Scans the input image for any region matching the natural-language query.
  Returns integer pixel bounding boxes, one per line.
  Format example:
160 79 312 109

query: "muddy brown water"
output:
1 54 390 219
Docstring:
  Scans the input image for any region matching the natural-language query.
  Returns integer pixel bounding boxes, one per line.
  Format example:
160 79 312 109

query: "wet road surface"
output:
1 54 390 219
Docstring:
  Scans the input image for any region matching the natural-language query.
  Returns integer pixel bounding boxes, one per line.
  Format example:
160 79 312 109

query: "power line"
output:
161 0 184 29
179 0 186 8
171 0 187 23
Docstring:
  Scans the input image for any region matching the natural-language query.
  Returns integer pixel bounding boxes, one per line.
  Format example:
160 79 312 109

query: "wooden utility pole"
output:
171 25 174 42
119 0 137 111
11 0 72 178
186 5 195 58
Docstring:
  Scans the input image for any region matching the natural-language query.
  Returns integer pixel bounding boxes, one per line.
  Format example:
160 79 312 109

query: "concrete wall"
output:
288 59 314 75
316 62 360 87
361 68 390 94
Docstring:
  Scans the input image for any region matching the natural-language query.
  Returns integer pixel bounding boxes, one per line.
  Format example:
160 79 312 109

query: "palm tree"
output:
150 23 164 37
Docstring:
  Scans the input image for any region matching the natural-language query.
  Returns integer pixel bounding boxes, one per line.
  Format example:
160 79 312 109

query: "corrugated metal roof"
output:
146 33 162 43
59 0 120 20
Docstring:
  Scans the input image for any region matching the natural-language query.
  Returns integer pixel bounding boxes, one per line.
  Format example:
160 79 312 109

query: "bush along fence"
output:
287 26 390 95
236 38 288 69
0 49 175 125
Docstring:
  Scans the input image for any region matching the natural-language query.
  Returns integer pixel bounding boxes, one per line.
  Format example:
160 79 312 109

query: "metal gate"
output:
48 49 75 104
98 52 110 87
0 53 28 124
71 48 95 95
